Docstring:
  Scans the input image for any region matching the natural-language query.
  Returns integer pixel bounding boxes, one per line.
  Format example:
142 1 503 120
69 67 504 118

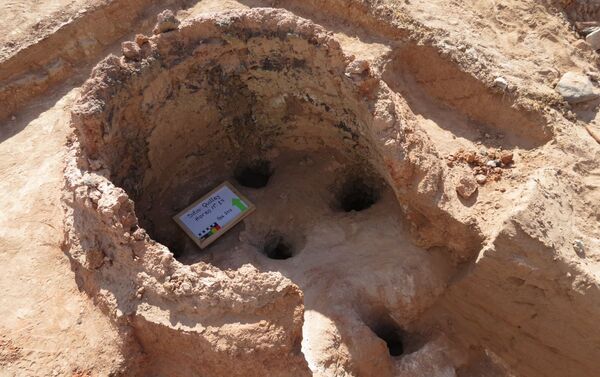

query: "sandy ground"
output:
0 87 127 376
0 0 94 60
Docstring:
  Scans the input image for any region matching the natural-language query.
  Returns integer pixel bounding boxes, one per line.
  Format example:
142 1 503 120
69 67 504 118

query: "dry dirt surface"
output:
1 1 600 377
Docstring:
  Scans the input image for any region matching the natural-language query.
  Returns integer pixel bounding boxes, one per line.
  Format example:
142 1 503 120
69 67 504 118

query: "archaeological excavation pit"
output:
73 10 398 264
63 8 489 377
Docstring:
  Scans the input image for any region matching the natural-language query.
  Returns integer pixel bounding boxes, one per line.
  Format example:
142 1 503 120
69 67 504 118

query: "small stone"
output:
456 176 478 199
486 160 499 168
465 151 476 163
153 9 180 34
586 28 600 50
86 249 105 270
135 34 149 47
493 76 508 90
181 282 192 294
121 41 141 61
500 151 514 165
573 39 591 51
346 60 369 75
573 239 585 257
132 228 146 241
556 72 599 104
10 115 16 121
88 158 103 170
136 287 145 299
475 174 487 184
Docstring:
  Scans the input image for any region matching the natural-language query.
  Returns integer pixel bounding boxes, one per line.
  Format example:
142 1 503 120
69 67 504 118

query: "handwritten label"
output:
174 182 255 248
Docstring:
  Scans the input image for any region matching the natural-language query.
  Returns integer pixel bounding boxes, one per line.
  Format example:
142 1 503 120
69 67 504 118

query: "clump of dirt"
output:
447 148 515 185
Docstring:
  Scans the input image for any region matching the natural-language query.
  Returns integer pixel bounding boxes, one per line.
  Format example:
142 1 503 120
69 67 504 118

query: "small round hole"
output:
234 160 272 188
337 178 378 212
372 324 404 357
263 235 293 260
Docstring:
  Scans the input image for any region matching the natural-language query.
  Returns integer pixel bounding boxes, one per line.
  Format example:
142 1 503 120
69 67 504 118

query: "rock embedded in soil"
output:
586 28 600 50
121 41 141 61
500 151 514 165
465 151 477 163
347 60 370 75
555 72 599 104
153 9 179 34
135 34 149 47
573 239 586 257
456 176 478 198
493 77 508 90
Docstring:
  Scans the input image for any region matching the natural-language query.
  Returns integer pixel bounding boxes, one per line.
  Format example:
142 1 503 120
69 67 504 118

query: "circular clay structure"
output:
62 8 524 377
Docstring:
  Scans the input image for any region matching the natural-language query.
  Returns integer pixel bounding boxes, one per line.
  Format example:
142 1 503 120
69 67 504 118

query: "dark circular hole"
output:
263 235 293 260
234 160 272 188
337 178 378 212
372 324 404 357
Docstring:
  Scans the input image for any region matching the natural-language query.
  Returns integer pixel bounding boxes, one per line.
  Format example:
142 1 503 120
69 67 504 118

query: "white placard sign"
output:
173 181 255 249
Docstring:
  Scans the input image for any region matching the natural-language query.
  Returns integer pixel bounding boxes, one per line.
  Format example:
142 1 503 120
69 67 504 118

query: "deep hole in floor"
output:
234 160 272 189
372 323 405 357
337 177 379 212
263 233 294 260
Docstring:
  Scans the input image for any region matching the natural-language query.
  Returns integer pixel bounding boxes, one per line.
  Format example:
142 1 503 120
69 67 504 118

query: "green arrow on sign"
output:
232 198 247 212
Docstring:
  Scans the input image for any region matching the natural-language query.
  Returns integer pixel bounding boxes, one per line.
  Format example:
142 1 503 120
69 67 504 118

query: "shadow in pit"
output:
63 197 308 376
237 0 404 50
570 97 600 123
0 81 78 143
369 320 406 357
